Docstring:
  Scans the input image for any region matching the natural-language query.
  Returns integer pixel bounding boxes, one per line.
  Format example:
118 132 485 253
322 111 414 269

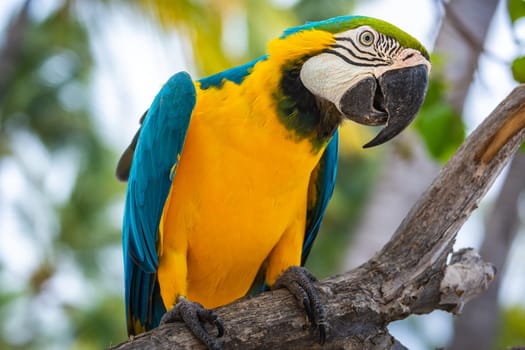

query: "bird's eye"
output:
359 30 374 46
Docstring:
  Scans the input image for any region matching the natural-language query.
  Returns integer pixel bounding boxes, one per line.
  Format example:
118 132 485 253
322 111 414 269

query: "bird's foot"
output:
160 297 224 350
273 266 327 344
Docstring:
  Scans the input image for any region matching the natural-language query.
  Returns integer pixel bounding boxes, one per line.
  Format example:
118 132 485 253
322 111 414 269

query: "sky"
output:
0 0 524 349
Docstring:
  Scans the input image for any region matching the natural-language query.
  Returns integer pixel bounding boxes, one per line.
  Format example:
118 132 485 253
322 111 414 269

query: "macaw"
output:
117 15 430 349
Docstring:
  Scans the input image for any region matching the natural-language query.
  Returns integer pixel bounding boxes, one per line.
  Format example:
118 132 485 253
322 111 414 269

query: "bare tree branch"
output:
449 153 525 350
110 86 525 350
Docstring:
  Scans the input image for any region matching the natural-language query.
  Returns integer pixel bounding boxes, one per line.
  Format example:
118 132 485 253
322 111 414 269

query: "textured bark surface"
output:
110 86 525 350
449 154 525 350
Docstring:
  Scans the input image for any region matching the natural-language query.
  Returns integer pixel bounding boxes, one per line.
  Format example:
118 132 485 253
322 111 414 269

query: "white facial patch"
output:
299 26 383 109
300 53 374 107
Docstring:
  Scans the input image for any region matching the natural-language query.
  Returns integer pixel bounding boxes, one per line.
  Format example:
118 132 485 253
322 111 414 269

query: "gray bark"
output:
449 154 525 350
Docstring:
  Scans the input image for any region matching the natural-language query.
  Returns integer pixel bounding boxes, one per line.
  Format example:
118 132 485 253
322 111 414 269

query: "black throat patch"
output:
275 61 342 152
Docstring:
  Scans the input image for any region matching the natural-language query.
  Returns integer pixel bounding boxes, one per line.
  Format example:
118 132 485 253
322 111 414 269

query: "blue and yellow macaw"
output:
117 15 430 349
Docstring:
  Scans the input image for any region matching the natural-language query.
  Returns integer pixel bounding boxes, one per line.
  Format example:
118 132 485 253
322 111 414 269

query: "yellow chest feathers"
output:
157 82 325 307
157 30 336 308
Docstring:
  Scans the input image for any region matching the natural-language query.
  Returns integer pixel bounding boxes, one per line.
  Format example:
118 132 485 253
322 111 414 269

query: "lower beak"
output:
339 64 429 148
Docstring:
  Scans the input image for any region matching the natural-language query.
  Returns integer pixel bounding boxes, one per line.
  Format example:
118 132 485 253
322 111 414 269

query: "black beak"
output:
339 64 429 148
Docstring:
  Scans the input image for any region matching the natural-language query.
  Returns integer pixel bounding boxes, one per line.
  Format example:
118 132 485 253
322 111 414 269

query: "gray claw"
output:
273 266 328 344
160 298 224 350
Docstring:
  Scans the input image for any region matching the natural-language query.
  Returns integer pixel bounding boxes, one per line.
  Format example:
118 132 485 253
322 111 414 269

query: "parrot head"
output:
281 16 431 147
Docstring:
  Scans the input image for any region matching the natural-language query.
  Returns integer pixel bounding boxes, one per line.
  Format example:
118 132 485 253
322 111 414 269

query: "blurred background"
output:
0 0 524 349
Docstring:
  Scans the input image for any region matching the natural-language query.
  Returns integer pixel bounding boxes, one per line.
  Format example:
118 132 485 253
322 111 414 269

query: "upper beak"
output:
339 64 429 148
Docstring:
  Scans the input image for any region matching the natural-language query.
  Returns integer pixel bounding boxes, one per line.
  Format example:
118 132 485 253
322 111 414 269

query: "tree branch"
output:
449 152 525 350
110 86 525 350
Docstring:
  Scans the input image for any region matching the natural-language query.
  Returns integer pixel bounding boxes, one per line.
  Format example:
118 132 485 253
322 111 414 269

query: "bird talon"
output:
273 266 328 344
160 298 224 350
302 297 313 321
214 318 225 338
197 306 225 337
318 321 327 345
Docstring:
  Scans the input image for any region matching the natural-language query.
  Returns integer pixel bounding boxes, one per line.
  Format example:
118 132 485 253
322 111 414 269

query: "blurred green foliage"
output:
413 59 465 163
0 5 92 152
507 0 525 24
508 0 525 85
496 305 525 349
0 1 126 349
511 56 525 83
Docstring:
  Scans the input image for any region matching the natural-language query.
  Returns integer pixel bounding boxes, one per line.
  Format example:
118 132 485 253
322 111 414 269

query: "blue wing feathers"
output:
302 130 339 264
198 56 267 90
123 72 196 334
